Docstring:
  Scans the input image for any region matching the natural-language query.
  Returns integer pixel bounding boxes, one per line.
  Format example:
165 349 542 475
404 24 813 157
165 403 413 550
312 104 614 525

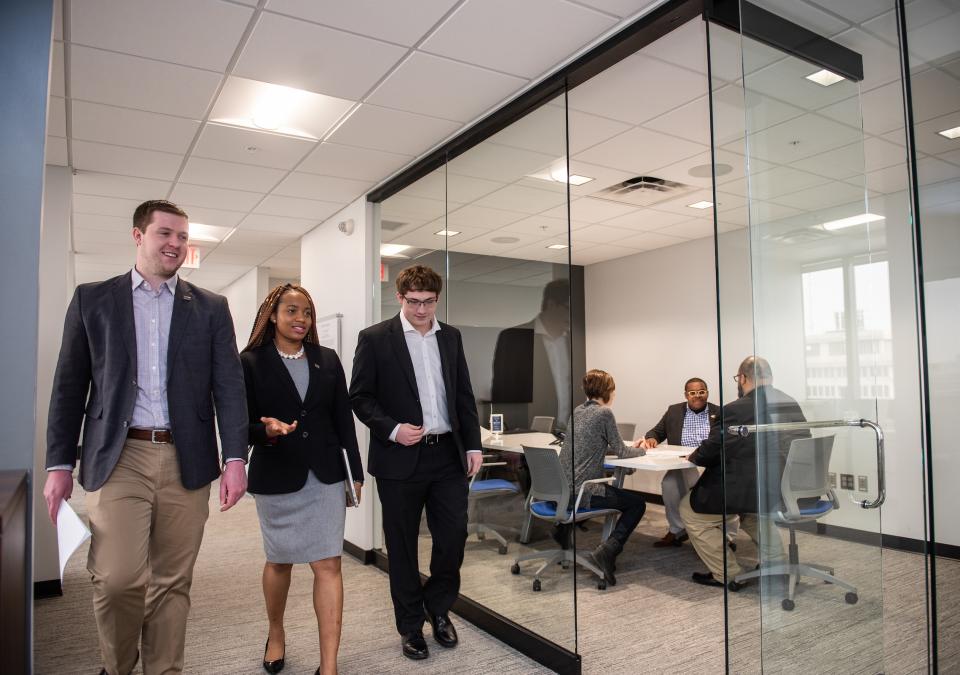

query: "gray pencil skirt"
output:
253 472 346 564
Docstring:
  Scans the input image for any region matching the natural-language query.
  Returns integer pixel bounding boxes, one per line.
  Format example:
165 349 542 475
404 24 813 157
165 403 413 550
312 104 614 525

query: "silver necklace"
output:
275 343 304 360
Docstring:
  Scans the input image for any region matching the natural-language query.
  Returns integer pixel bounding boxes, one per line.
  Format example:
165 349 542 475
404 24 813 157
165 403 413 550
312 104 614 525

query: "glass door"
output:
706 2 931 671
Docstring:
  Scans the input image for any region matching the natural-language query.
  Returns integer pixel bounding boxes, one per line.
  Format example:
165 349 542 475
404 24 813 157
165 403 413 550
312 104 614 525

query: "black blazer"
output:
645 401 721 445
241 342 363 495
687 386 807 515
46 272 248 491
349 315 482 481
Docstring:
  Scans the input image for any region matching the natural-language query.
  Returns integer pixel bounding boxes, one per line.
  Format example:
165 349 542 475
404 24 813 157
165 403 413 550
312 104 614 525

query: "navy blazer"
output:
645 401 721 445
349 315 482 481
46 272 248 491
242 342 363 495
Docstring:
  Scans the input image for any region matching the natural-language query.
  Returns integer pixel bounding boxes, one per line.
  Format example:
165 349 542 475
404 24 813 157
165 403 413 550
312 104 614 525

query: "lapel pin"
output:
183 294 192 301
314 362 321 369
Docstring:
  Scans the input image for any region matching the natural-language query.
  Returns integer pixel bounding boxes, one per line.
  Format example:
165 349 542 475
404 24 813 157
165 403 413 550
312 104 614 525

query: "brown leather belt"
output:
127 428 172 444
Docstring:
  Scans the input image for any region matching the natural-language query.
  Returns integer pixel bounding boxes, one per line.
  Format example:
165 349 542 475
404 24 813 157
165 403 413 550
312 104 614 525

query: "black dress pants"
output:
589 486 647 548
376 436 468 634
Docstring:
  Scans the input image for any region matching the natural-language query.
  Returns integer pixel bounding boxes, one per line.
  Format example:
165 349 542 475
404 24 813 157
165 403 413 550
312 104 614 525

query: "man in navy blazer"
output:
350 265 482 661
43 200 248 675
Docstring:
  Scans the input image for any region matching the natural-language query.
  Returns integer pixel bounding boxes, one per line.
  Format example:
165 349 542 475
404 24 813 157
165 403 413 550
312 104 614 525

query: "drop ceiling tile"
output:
896 68 960 125
73 194 142 218
903 10 960 65
612 230 688 251
570 223 637 244
571 243 641 265
47 96 66 137
773 180 869 211
421 0 616 79
568 52 708 125
72 140 183 180
180 157 286 193
193 123 316 169
298 142 412 181
178 206 247 229
170 183 263 211
234 12 407 100
72 226 133 246
70 46 222 118
573 0 659 17
865 163 910 195
575 126 707 176
381 193 448 222
201 248 277 267
916 156 960 186
239 213 318 236
485 214 569 237
73 213 131 232
725 114 862 164
493 105 631 156
447 231 558 257
900 113 960 156
326 104 461 156
391 224 481 249
54 0 63 40
70 0 253 71
818 80 905 137
655 217 715 240
51 42 65 97
253 195 342 220
402 172 504 204
447 142 556 182
226 228 299 247
71 100 201 154
473 184 568 215
445 204 526 229
73 172 172 200
751 0 850 35
600 207 689 232
722 165 830 200
369 52 526 123
273 173 372 202
46 137 68 166
266 0 459 46
541 196 637 223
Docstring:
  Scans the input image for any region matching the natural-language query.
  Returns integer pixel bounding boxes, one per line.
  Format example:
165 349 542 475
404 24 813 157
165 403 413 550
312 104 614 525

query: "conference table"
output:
480 432 697 542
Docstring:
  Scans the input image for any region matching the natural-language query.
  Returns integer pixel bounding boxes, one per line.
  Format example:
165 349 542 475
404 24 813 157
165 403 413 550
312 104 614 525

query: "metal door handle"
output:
728 418 885 509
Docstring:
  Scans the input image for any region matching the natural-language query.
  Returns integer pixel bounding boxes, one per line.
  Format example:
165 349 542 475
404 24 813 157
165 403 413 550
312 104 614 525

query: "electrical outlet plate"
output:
828 472 837 488
840 473 855 490
857 475 868 492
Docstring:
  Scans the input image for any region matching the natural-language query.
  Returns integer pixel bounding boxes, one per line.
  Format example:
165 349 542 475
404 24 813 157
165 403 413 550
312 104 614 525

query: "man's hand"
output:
261 416 297 439
352 482 363 506
396 423 424 446
639 437 658 449
466 452 483 477
219 461 247 512
43 470 73 525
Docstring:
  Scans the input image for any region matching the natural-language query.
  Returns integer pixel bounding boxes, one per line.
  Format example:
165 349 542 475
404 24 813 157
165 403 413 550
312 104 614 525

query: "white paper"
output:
56 499 91 579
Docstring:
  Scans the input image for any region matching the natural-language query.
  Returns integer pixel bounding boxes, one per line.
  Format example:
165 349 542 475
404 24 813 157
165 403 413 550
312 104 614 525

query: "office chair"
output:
734 435 859 610
510 446 621 591
616 422 637 443
530 416 555 433
468 454 521 554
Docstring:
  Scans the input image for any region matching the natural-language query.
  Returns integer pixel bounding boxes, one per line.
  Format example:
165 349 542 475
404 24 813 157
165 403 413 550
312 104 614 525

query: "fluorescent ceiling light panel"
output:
806 69 845 86
380 243 410 257
687 201 714 209
434 230 460 236
210 76 355 140
527 160 594 186
938 125 960 139
546 243 568 250
821 213 885 231
188 222 232 243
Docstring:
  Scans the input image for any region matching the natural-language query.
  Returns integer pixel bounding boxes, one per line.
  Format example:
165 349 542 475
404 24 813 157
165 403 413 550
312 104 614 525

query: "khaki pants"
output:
679 492 784 581
86 439 210 675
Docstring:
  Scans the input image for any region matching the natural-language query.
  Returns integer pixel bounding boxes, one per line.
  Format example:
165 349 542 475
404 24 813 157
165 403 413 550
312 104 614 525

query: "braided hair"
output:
244 284 321 352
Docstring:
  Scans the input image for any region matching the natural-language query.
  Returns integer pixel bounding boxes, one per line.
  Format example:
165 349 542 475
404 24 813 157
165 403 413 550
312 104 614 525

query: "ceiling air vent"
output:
591 175 697 207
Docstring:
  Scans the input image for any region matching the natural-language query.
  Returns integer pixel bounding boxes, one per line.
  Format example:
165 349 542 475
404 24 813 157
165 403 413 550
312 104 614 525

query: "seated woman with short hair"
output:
559 369 647 586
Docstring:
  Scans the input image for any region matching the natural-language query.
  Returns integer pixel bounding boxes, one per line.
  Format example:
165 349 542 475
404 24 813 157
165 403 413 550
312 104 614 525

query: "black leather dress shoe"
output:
402 630 430 660
425 610 459 648
691 571 725 587
262 636 285 673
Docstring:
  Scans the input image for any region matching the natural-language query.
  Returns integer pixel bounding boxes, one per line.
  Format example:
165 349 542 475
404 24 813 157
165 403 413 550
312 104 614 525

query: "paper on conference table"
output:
56 499 91 579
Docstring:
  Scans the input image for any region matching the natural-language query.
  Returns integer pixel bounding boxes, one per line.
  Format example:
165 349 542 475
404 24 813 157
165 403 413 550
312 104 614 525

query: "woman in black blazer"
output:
241 284 364 675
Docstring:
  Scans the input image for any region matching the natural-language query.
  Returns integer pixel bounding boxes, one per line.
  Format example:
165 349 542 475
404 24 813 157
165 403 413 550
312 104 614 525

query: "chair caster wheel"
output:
845 592 858 605
510 563 520 575
498 544 508 555
532 579 542 592
781 598 795 611
477 532 485 540
597 580 607 590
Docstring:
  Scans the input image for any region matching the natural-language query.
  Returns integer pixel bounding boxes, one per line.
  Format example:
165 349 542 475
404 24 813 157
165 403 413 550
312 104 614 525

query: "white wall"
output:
34 165 74 582
220 266 270 352
300 197 377 550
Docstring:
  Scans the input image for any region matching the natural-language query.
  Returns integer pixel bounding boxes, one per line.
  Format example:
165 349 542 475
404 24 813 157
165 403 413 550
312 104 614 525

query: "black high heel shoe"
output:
262 637 285 674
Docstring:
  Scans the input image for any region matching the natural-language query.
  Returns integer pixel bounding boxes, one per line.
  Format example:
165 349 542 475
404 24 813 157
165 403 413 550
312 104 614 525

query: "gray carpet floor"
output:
35 479 957 674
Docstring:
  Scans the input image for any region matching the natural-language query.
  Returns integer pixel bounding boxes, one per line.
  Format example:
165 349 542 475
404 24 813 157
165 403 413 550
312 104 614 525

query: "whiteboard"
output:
315 313 342 356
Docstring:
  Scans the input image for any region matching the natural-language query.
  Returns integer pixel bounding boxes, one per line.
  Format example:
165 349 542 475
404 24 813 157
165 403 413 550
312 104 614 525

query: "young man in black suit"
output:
349 265 482 661
636 377 720 547
42 200 248 675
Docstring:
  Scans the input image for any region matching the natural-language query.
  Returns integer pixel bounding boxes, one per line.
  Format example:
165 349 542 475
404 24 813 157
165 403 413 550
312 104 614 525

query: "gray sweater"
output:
560 400 645 503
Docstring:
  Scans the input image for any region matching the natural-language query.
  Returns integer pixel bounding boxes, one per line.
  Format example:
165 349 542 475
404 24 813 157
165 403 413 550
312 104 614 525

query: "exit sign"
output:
182 245 201 269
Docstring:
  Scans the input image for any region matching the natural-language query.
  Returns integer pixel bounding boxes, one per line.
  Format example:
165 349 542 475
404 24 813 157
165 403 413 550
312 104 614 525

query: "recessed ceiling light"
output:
188 222 229 243
938 125 960 139
546 243 568 250
687 201 714 209
806 69 845 86
434 230 460 236
821 213 885 231
380 243 410 257
527 162 594 186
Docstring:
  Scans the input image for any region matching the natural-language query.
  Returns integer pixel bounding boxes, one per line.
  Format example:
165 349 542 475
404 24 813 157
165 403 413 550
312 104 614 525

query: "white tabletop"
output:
606 443 697 471
481 432 557 454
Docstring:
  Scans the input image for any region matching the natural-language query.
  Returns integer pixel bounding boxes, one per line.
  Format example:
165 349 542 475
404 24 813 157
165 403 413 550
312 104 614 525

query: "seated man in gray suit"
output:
636 377 719 547
42 200 248 675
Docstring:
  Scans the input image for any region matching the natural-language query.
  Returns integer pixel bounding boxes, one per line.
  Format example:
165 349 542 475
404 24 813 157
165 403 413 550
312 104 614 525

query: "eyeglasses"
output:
685 390 708 397
402 296 438 308
732 374 743 382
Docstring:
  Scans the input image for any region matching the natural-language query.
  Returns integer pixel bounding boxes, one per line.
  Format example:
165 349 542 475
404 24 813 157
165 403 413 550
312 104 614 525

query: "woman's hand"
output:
353 481 362 506
261 416 297 439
